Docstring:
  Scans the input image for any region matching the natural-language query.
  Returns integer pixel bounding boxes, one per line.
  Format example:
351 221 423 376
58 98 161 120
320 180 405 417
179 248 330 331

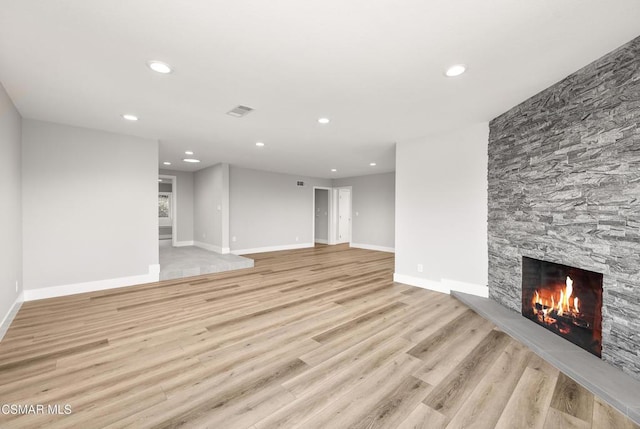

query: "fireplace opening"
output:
521 257 603 357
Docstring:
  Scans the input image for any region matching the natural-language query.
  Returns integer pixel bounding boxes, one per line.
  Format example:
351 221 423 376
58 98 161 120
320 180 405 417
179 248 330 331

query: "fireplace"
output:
521 257 603 357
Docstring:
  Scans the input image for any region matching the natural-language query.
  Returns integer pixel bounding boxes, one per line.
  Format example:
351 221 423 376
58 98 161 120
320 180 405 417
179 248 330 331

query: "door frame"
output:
159 174 178 247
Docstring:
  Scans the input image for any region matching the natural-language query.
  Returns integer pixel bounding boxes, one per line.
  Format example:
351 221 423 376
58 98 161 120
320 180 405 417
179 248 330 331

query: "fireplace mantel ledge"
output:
452 291 640 426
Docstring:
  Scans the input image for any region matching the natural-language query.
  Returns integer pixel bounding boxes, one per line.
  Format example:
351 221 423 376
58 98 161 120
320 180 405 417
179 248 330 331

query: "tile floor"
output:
159 242 254 281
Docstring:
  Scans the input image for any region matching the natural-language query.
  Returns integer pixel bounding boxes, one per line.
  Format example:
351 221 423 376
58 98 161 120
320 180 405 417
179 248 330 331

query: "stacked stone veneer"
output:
488 36 640 380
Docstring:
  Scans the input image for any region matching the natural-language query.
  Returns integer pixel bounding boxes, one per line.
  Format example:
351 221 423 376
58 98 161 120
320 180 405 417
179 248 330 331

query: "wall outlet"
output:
15 280 19 292
417 264 424 273
295 236 299 242
202 233 206 239
232 236 237 242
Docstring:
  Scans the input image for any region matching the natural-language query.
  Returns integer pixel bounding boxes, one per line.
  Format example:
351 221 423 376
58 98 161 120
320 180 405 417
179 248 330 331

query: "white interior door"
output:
338 188 351 243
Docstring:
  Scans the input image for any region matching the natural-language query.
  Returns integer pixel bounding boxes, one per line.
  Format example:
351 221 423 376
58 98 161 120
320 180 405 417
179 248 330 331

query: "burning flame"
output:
531 275 580 317
558 290 564 316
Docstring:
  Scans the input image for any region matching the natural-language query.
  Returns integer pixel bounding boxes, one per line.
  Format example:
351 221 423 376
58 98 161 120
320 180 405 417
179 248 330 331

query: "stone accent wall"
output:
488 36 640 380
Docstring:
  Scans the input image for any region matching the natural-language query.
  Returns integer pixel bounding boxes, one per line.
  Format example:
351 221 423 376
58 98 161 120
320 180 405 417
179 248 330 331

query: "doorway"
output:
158 174 177 247
314 188 330 244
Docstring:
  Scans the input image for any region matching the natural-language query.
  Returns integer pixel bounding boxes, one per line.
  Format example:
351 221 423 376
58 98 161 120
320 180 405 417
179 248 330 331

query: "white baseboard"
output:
149 264 161 276
0 291 24 342
393 273 450 294
194 241 230 254
232 243 313 256
442 278 489 298
159 234 172 240
194 241 220 252
174 240 195 247
314 239 328 244
393 273 488 297
23 264 160 301
350 243 395 253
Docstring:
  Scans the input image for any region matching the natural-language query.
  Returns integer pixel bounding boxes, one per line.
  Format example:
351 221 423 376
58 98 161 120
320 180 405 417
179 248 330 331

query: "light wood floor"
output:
0 245 637 429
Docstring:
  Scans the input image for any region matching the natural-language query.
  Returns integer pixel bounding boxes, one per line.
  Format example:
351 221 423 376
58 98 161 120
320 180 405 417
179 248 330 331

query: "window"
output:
159 192 172 219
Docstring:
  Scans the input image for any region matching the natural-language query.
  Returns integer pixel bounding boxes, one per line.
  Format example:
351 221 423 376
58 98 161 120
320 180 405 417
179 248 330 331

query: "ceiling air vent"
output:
226 105 254 118
296 181 305 187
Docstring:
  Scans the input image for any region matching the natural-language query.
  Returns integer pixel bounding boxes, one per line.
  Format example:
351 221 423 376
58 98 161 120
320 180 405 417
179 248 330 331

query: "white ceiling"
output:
1 1 639 178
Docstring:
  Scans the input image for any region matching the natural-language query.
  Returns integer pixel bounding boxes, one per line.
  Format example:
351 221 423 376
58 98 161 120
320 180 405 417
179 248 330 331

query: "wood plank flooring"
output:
0 244 637 428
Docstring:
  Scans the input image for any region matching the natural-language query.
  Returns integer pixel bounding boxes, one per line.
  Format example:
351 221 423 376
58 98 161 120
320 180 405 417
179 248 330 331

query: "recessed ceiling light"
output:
370 162 377 166
183 158 200 163
255 142 265 147
445 64 466 77
163 161 171 165
147 61 172 74
122 114 138 121
318 117 330 124
331 169 337 172
185 151 194 155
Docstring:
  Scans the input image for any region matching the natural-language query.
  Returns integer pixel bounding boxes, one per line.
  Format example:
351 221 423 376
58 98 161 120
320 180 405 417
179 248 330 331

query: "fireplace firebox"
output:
521 257 603 357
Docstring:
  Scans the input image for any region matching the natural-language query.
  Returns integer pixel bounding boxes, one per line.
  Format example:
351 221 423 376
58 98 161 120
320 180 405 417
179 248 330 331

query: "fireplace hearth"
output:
521 257 603 357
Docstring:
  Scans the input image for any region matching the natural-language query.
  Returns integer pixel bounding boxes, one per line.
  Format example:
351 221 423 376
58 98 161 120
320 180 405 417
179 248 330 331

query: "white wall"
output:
160 168 194 244
230 166 331 253
333 172 395 252
0 82 23 336
395 123 488 296
194 163 230 253
22 120 159 298
220 164 230 251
